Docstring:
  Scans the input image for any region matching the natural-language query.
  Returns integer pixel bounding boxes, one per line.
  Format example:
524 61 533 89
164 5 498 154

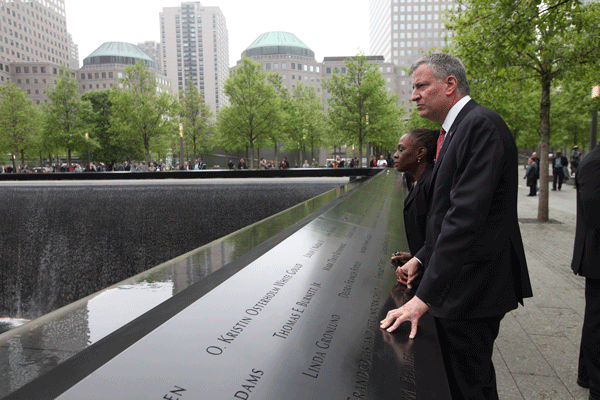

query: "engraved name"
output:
338 261 361 298
302 314 341 379
233 368 265 399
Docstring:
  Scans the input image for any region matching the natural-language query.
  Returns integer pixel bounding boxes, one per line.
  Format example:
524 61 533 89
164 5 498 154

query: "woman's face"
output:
394 133 420 174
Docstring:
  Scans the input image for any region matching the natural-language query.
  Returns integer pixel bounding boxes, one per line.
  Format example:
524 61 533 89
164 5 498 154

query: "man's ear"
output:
445 75 458 96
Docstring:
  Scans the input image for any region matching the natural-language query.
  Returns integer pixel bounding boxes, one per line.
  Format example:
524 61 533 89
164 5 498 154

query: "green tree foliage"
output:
448 0 600 221
406 106 440 132
323 55 403 167
282 84 325 163
81 90 122 163
178 79 214 161
44 65 93 169
217 57 282 168
0 84 40 171
550 78 596 150
110 60 177 164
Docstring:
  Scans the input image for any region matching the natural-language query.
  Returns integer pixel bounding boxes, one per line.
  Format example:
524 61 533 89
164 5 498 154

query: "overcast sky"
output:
64 0 371 68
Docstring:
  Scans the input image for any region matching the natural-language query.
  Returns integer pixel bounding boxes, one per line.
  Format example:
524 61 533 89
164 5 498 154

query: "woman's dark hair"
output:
406 128 439 165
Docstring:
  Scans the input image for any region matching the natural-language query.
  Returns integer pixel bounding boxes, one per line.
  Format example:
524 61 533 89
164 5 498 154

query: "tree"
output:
323 54 403 167
405 105 441 133
448 0 600 221
179 79 214 161
282 84 326 164
0 84 40 171
217 57 282 169
110 60 177 164
44 65 93 170
81 90 122 163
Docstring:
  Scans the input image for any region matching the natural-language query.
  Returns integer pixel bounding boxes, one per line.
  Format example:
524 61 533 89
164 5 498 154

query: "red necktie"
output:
436 128 446 161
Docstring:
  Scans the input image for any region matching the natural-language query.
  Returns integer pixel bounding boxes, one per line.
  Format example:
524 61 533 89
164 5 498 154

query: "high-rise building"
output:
68 33 80 70
0 0 71 103
369 0 454 112
160 1 229 114
138 40 162 72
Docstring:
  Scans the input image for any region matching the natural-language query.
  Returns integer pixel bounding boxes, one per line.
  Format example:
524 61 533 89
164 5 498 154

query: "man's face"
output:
411 64 453 124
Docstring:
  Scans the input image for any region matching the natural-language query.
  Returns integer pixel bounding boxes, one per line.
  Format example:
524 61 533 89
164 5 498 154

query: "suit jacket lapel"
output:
431 99 478 179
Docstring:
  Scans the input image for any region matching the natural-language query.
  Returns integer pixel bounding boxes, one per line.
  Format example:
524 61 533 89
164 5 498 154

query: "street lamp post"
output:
85 132 90 167
591 85 599 149
179 123 184 170
365 113 370 168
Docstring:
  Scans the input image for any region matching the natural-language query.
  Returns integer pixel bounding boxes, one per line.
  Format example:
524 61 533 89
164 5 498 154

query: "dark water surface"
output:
0 178 348 322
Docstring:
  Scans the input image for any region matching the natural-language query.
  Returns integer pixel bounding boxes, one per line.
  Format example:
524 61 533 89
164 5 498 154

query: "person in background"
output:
571 142 600 400
571 145 582 177
302 160 309 168
259 158 268 169
369 156 378 167
524 157 539 196
279 157 290 169
237 158 247 170
551 151 568 191
311 158 319 168
377 155 387 167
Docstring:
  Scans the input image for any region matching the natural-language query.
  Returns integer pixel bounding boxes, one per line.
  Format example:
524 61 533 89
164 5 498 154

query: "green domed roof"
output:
83 42 158 70
244 32 315 59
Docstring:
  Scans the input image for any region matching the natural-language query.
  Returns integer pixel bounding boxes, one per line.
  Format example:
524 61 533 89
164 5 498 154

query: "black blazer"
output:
403 166 433 256
571 143 600 278
414 99 533 319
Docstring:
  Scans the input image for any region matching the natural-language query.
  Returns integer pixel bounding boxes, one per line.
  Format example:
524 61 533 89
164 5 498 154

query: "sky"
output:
64 0 371 68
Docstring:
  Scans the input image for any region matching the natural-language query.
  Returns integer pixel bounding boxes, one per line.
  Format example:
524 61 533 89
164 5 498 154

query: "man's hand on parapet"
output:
380 296 429 339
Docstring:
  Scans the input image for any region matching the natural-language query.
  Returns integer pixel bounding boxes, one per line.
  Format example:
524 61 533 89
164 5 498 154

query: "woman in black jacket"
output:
390 128 439 286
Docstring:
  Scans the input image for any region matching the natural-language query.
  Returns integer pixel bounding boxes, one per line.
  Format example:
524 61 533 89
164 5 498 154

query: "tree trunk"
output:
359 136 363 168
68 148 72 171
537 75 551 222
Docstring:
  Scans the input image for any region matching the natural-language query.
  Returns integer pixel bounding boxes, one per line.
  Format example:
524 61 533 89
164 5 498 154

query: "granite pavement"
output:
495 176 587 399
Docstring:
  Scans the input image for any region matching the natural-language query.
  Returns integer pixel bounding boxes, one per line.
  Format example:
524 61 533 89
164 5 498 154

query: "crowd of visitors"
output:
0 152 399 174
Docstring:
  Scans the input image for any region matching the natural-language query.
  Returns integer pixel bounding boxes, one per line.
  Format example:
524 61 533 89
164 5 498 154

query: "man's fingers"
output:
409 320 418 339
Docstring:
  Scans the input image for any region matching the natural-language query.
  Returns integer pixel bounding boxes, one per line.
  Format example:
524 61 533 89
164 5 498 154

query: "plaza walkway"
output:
496 177 587 399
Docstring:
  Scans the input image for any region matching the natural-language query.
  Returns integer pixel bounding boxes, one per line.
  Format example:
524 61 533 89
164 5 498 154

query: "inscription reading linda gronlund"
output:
350 287 382 400
303 240 324 259
233 367 265 400
325 226 338 237
273 282 322 340
323 242 347 271
302 314 341 379
338 261 361 299
206 264 303 355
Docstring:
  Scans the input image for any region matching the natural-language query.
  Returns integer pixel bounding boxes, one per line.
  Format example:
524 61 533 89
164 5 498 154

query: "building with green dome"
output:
77 42 170 95
234 31 401 108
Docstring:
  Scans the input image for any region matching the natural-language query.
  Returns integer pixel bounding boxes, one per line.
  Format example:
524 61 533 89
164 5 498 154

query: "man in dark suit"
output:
380 53 532 399
551 151 569 190
571 143 600 400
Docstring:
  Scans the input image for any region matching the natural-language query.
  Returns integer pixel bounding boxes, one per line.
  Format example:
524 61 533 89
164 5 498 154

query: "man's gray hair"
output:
409 53 471 96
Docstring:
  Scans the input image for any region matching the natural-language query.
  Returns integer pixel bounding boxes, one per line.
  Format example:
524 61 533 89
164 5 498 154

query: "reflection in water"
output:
86 282 173 344
0 318 29 335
